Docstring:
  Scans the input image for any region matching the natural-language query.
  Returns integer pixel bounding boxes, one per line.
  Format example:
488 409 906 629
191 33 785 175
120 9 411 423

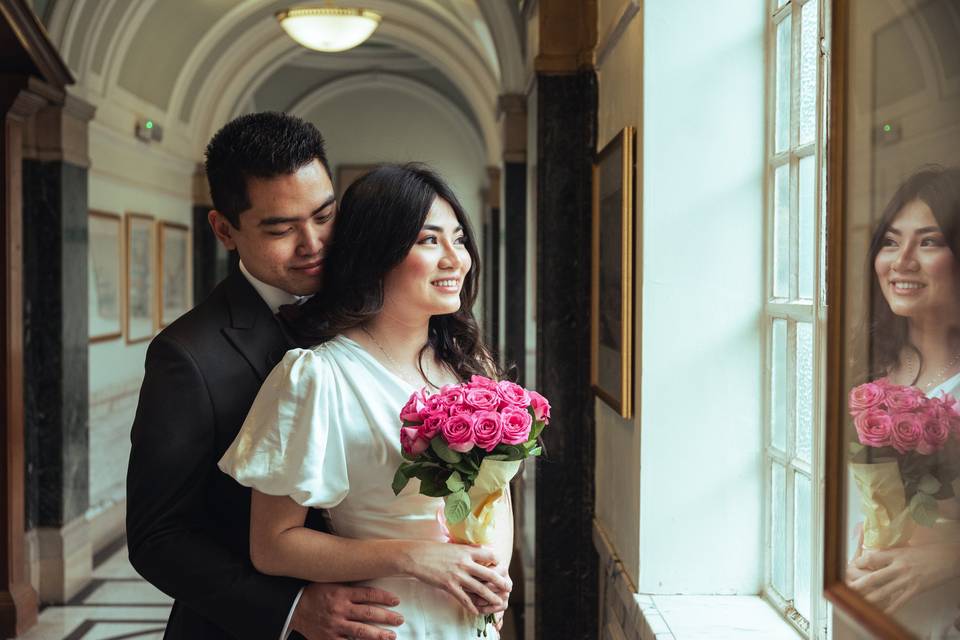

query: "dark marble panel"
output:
503 162 527 383
23 159 90 528
483 207 501 355
534 71 598 640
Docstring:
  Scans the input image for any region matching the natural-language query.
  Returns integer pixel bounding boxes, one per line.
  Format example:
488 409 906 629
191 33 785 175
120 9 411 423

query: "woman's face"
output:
382 197 472 320
875 198 960 322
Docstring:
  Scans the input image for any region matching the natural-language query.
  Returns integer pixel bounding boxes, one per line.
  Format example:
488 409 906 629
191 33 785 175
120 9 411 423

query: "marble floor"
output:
20 540 170 640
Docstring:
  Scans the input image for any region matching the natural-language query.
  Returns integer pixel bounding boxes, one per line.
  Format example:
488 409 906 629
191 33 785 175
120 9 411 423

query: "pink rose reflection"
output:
442 414 476 453
854 409 892 448
464 387 500 411
497 380 531 409
919 416 950 455
529 391 551 423
848 383 887 415
886 388 924 413
400 427 429 456
473 411 504 452
891 413 924 453
501 406 533 445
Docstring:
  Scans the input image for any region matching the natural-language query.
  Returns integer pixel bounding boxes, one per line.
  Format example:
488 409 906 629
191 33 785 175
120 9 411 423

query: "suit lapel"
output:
220 271 293 382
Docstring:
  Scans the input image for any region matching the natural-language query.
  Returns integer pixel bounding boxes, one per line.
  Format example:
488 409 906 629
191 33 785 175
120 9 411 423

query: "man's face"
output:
208 159 335 296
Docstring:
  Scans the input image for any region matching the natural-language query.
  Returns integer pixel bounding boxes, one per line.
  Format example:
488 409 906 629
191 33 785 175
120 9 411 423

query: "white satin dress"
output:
218 335 495 639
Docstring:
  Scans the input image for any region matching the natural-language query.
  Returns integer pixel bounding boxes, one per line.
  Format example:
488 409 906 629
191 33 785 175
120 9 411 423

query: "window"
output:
763 0 829 637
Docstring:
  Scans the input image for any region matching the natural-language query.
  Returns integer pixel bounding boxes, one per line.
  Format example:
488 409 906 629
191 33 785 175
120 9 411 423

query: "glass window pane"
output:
799 155 815 299
794 473 812 621
771 319 787 451
796 321 813 463
799 0 819 145
771 461 788 597
775 17 792 153
773 164 790 298
778 0 790 8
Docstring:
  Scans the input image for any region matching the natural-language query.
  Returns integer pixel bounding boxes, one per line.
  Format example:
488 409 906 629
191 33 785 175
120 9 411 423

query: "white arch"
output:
286 72 487 169
476 0 525 93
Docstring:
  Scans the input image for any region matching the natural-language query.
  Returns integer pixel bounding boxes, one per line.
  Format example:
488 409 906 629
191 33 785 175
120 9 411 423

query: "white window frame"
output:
762 0 830 637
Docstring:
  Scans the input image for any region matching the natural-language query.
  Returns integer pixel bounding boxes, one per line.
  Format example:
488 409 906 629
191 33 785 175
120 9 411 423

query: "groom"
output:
126 112 403 640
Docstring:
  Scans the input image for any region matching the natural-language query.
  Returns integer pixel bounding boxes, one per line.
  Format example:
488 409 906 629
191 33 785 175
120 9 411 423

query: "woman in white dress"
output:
219 164 513 638
847 167 960 638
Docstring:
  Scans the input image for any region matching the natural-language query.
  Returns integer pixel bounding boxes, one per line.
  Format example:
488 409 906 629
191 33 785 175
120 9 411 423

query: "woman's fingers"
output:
467 562 511 592
461 576 504 609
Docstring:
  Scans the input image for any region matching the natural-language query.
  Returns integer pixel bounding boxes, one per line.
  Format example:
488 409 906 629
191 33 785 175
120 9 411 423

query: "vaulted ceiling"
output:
35 0 524 163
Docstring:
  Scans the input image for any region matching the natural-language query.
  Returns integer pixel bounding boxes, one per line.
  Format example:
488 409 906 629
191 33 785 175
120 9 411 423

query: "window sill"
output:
594 520 803 640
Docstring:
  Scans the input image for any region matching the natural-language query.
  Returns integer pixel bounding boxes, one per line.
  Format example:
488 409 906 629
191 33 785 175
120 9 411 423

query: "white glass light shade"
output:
276 7 381 53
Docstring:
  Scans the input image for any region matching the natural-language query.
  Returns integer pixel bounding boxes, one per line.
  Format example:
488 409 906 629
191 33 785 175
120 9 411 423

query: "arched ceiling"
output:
39 0 523 164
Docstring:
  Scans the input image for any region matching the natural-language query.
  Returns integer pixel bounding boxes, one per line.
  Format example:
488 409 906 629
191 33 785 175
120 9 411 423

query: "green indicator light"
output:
883 124 891 132
145 120 154 129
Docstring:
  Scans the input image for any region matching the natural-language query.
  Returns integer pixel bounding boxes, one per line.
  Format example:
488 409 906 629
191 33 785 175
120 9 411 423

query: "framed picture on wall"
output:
336 164 378 200
158 222 192 328
88 210 123 342
824 2 960 638
590 126 636 419
125 213 156 344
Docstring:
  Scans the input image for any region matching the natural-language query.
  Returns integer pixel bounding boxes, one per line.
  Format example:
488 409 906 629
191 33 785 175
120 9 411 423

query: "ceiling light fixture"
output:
276 4 382 53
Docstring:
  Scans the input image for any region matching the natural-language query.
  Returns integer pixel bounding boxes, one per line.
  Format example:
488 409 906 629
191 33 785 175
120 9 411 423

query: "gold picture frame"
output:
824 1 960 637
124 213 156 344
88 210 123 343
591 127 636 419
158 222 192 328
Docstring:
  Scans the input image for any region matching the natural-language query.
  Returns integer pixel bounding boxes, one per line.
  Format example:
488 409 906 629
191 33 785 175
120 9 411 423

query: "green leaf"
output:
910 492 939 528
530 420 546 441
445 471 465 493
527 446 543 457
917 474 942 496
431 438 462 464
444 490 472 524
453 459 478 476
418 468 452 497
392 466 411 495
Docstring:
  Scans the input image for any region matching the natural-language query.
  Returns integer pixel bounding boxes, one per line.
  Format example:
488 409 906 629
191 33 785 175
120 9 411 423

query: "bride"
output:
219 164 512 638
847 166 960 638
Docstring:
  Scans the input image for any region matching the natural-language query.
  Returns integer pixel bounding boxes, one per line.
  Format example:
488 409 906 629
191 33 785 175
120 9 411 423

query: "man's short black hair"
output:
204 111 330 227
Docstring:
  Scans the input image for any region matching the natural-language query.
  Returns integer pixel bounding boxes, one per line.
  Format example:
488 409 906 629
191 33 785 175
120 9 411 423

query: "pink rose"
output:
464 387 500 411
529 391 551 423
473 411 503 452
448 403 474 418
497 380 531 409
469 375 499 390
442 414 476 453
854 408 892 448
400 427 429 456
424 393 446 415
886 388 923 412
438 385 465 408
891 412 924 453
848 382 887 415
419 411 447 439
918 415 950 455
400 390 428 423
501 406 533 444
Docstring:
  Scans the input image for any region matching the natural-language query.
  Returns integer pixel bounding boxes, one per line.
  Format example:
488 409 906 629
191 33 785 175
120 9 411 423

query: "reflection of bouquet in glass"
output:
391 375 550 636
848 379 960 548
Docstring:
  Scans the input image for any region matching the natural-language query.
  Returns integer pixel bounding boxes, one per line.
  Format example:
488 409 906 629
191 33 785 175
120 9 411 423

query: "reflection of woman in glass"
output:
848 166 960 637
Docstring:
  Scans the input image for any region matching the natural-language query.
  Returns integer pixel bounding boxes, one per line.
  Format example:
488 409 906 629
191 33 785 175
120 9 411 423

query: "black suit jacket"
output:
127 271 321 639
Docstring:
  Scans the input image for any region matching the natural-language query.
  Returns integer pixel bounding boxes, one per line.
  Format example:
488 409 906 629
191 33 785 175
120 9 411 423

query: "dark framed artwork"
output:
824 1 960 638
591 126 636 419
88 210 123 342
336 164 378 200
158 222 192 328
125 213 156 344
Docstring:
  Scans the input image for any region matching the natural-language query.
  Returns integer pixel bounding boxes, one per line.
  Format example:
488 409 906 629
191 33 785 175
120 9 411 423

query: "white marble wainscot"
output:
88 379 141 512
593 519 801 640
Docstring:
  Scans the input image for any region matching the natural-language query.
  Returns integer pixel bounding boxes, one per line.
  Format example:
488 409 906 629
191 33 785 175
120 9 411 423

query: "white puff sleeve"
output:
218 347 349 509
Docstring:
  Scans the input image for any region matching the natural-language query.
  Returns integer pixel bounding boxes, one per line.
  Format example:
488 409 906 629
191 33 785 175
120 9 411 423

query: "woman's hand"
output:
470 555 512 616
401 541 511 615
848 542 960 612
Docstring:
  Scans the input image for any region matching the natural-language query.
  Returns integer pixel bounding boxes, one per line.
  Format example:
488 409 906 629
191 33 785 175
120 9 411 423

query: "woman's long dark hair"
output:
866 166 960 380
286 163 500 382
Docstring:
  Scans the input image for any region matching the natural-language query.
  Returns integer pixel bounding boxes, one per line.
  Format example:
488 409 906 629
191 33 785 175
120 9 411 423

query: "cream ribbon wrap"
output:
447 459 521 545
850 461 915 548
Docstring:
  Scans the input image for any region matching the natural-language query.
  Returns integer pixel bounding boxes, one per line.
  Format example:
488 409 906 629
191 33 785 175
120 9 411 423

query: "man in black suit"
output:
127 112 403 640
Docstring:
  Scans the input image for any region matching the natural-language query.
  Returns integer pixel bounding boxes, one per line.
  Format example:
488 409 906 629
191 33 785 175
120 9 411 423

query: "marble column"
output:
500 93 528 383
21 93 96 603
483 167 501 355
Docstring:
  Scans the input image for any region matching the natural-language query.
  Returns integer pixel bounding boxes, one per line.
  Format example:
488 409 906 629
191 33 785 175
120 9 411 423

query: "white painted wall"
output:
637 0 766 594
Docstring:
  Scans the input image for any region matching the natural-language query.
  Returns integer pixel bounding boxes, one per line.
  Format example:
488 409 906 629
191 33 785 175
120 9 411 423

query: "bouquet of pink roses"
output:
848 378 960 547
391 375 550 636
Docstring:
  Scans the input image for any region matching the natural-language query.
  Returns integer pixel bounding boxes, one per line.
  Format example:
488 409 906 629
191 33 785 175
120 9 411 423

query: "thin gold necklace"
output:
360 325 435 389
